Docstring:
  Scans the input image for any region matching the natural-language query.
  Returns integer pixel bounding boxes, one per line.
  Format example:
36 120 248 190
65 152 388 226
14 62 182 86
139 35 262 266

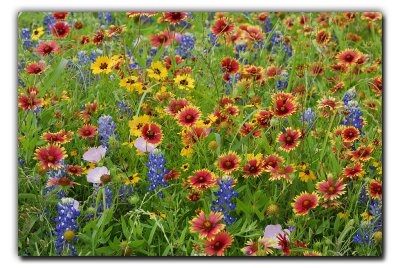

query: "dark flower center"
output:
47 155 55 162
223 160 233 169
214 241 223 250
173 104 183 113
285 136 294 145
146 130 155 139
99 63 108 70
197 176 206 183
84 130 91 136
302 200 311 208
345 54 354 62
58 177 71 186
185 114 194 122
328 186 335 194
203 220 212 230
249 165 258 173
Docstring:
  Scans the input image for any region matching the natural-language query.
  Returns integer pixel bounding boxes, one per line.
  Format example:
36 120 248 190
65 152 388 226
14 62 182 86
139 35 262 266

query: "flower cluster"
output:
97 115 118 148
146 149 169 197
211 176 238 226
53 198 80 256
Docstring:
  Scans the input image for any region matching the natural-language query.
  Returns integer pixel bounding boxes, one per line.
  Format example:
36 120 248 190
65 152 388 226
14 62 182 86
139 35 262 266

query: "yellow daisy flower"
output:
128 115 151 137
146 61 168 81
174 74 194 90
299 169 316 182
91 56 114 74
119 76 140 93
31 27 44 40
124 173 141 185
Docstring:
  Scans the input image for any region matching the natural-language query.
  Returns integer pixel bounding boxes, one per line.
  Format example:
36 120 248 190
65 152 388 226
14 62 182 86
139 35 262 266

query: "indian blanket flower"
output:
343 163 364 178
317 96 343 117
351 145 373 162
27 61 49 75
78 124 97 138
35 144 67 169
211 176 238 226
165 98 190 116
35 40 59 57
141 122 163 145
176 105 201 127
211 17 235 36
292 192 320 215
53 12 69 20
342 126 360 142
221 57 240 74
150 30 171 47
91 56 114 74
277 128 301 152
146 149 169 198
368 179 382 199
54 198 80 256
189 169 215 190
18 89 43 110
163 12 187 24
66 165 83 176
87 166 110 184
47 176 79 189
203 231 234 256
216 151 241 174
83 146 107 163
52 21 70 38
272 96 297 117
316 174 346 200
263 153 285 170
242 156 264 178
189 210 225 240
267 163 295 183
336 49 360 65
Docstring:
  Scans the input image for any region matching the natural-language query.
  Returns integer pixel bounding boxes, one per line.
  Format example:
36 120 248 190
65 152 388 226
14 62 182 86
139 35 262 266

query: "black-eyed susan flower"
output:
119 76 139 93
299 169 317 182
174 74 194 90
31 27 44 40
291 192 319 216
181 163 190 171
91 56 114 74
129 114 151 137
146 61 168 81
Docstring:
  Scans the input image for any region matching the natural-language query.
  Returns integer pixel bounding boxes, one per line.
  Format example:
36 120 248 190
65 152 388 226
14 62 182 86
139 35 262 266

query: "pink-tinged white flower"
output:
134 137 157 153
87 166 110 184
263 224 292 250
83 146 107 163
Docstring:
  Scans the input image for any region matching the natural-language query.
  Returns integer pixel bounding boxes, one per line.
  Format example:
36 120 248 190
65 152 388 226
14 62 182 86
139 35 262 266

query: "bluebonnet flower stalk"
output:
300 108 317 129
211 176 238 226
342 89 365 135
87 186 114 219
97 115 118 148
54 198 80 256
176 33 195 59
146 149 169 198
276 72 289 91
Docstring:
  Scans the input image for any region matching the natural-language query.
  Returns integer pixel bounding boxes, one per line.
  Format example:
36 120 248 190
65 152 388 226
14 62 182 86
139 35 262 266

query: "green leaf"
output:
38 58 68 96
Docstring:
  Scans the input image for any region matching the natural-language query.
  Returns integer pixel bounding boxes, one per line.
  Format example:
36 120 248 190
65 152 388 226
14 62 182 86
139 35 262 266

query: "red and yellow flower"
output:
203 231 234 256
316 174 346 200
276 128 301 152
141 122 163 145
34 145 67 169
292 192 320 215
189 210 225 240
216 151 241 174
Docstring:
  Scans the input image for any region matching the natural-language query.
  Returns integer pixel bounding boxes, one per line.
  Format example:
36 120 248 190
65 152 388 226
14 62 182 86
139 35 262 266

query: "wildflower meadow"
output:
17 11 382 256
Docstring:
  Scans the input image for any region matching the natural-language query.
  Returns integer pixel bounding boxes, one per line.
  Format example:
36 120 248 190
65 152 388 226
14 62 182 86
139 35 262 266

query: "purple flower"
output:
87 167 110 184
83 146 107 163
134 137 157 153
